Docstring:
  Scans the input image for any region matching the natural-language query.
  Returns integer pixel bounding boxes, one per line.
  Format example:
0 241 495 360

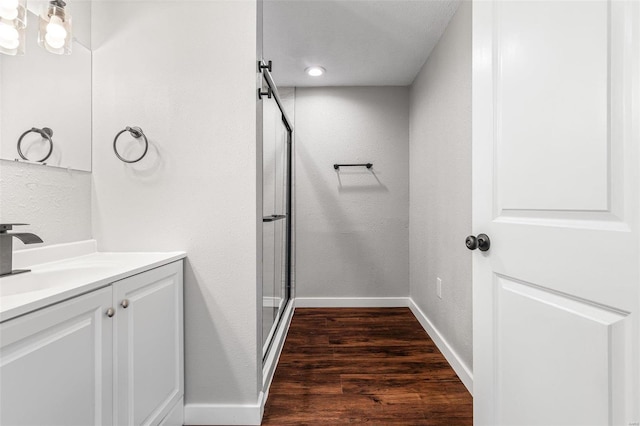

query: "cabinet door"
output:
114 261 183 426
0 287 113 426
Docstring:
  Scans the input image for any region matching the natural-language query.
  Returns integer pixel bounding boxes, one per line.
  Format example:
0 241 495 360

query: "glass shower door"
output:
262 75 291 357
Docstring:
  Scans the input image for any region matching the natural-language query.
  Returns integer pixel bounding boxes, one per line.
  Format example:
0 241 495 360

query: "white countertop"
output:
0 241 185 322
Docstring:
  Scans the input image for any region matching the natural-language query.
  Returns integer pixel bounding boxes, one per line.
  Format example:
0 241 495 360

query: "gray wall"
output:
91 0 261 415
0 161 92 248
409 1 473 370
295 87 410 299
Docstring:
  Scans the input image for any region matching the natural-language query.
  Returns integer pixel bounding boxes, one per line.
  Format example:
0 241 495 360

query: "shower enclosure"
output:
260 63 293 358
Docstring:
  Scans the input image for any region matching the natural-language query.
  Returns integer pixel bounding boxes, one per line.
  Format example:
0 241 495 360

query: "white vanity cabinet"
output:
0 260 184 426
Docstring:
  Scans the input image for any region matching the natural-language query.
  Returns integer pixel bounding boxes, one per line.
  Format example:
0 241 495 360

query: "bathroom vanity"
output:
0 241 186 426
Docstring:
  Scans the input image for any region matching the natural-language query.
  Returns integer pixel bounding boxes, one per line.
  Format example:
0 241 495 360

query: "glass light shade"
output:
38 2 72 55
0 17 25 55
0 0 25 24
0 0 25 55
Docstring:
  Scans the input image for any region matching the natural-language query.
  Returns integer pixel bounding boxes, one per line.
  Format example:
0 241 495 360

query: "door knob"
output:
465 235 477 250
465 234 491 252
477 234 490 251
121 299 129 309
106 307 115 318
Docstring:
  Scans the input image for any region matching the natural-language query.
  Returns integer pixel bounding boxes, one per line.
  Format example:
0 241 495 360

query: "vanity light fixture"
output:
38 0 71 55
305 66 325 77
0 0 26 56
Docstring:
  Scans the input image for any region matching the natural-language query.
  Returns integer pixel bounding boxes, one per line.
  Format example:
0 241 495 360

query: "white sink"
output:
0 242 185 322
0 264 116 297
0 274 55 296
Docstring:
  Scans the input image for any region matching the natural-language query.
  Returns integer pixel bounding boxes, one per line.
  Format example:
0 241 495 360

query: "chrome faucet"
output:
0 224 44 277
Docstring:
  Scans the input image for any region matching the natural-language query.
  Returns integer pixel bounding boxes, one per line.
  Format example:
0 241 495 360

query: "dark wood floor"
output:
261 308 472 425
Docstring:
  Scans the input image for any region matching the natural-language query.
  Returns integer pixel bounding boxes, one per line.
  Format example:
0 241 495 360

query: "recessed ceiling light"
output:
305 66 325 77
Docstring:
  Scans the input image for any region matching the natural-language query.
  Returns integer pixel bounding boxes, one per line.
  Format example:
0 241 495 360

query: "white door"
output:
0 287 113 426
114 262 183 426
472 1 639 425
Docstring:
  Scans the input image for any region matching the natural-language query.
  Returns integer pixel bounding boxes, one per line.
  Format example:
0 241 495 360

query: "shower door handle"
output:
263 214 286 223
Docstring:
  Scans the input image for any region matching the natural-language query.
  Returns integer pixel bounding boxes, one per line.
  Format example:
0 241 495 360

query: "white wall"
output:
91 0 261 419
0 161 91 248
409 1 472 371
295 87 409 301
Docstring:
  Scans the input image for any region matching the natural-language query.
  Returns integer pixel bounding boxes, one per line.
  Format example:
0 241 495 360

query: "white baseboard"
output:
408 299 474 394
262 296 282 308
294 297 410 308
184 396 263 426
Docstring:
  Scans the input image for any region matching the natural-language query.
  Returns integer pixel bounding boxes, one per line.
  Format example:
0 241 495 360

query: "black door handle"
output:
465 235 477 250
465 234 490 252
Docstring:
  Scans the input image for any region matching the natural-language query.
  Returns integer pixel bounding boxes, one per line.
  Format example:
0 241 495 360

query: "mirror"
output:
0 5 91 172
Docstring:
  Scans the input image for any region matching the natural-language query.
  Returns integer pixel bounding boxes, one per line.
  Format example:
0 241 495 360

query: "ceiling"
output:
263 0 460 87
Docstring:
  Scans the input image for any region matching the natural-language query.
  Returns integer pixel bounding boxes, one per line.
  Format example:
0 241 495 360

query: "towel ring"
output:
17 127 54 163
113 126 148 163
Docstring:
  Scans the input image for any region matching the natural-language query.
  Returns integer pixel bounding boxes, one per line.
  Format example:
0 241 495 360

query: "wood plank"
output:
261 308 472 425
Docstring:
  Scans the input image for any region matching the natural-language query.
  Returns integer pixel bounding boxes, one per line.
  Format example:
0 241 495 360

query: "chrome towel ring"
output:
113 126 148 163
17 127 54 163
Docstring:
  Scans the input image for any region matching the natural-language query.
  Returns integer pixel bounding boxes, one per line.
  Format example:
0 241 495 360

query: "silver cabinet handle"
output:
106 308 115 318
121 299 129 309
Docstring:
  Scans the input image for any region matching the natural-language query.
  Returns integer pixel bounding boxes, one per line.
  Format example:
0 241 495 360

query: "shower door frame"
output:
260 65 294 361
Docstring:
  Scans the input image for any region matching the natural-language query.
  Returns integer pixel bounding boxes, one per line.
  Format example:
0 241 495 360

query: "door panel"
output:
114 262 183 426
496 275 629 425
0 287 113 426
473 1 639 425
497 1 609 212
